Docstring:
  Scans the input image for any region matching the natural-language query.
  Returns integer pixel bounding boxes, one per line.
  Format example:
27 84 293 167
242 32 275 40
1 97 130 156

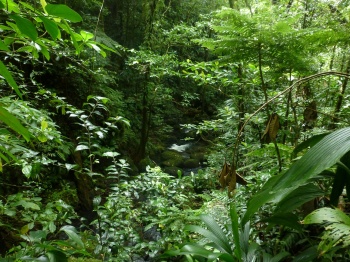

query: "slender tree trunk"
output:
237 63 245 132
324 45 337 109
134 65 151 163
282 88 292 144
330 57 350 128
72 150 94 212
258 43 269 116
229 0 235 9
302 0 309 28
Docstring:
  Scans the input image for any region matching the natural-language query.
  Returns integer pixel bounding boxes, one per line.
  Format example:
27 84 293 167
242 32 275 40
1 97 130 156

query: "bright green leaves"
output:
0 40 10 51
39 16 60 40
10 14 38 41
0 0 19 13
45 4 82 23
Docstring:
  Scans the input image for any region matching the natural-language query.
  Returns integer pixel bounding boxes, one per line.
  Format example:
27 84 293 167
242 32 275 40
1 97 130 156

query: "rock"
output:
180 159 200 169
144 225 161 241
161 150 184 167
190 152 206 163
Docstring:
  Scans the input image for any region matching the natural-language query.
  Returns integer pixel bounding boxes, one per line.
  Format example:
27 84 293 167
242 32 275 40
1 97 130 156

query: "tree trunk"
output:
258 42 269 116
134 65 151 163
237 63 245 132
72 150 94 212
330 57 350 129
229 0 235 9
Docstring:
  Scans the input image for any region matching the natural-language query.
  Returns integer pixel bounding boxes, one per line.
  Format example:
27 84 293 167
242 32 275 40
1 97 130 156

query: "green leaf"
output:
47 250 68 262
21 230 47 243
331 151 350 206
185 215 232 254
102 152 120 157
65 163 78 171
304 207 350 225
0 0 19 13
0 145 17 162
61 20 79 51
80 30 94 41
75 145 89 151
292 132 329 158
37 133 48 142
48 221 57 233
292 246 318 262
0 106 31 141
274 183 324 214
0 40 10 51
0 61 22 99
10 14 38 41
242 127 350 225
45 4 82 23
36 39 50 60
39 16 60 40
40 0 47 10
18 200 40 210
304 208 350 249
22 165 32 177
269 251 290 262
229 203 242 259
199 214 232 254
60 225 84 249
263 213 302 231
180 243 217 258
97 42 118 54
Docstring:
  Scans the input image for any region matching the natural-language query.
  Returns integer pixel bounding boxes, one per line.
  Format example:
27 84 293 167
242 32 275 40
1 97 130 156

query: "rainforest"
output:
1 0 350 261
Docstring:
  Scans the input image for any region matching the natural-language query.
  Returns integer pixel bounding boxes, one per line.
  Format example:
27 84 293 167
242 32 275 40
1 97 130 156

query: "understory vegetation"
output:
1 0 350 261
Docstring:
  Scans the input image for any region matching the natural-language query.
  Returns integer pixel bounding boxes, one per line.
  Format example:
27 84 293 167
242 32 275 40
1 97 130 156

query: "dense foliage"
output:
1 0 350 261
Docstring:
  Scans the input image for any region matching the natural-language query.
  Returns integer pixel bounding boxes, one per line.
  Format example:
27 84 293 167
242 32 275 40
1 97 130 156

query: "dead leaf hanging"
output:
261 113 280 143
268 113 279 141
227 169 236 197
218 161 247 197
303 101 317 130
219 162 230 189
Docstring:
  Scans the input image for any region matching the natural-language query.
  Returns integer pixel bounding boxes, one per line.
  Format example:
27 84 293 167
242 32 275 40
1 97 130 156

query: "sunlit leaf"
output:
0 40 9 51
102 152 120 157
60 225 84 249
40 0 47 10
39 16 60 40
22 165 32 177
0 0 19 13
75 144 89 151
80 30 94 41
45 4 82 23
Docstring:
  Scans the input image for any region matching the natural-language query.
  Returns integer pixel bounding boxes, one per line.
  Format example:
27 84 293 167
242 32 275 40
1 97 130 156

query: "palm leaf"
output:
185 224 231 254
243 127 350 225
200 214 233 253
304 207 350 252
230 203 242 260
